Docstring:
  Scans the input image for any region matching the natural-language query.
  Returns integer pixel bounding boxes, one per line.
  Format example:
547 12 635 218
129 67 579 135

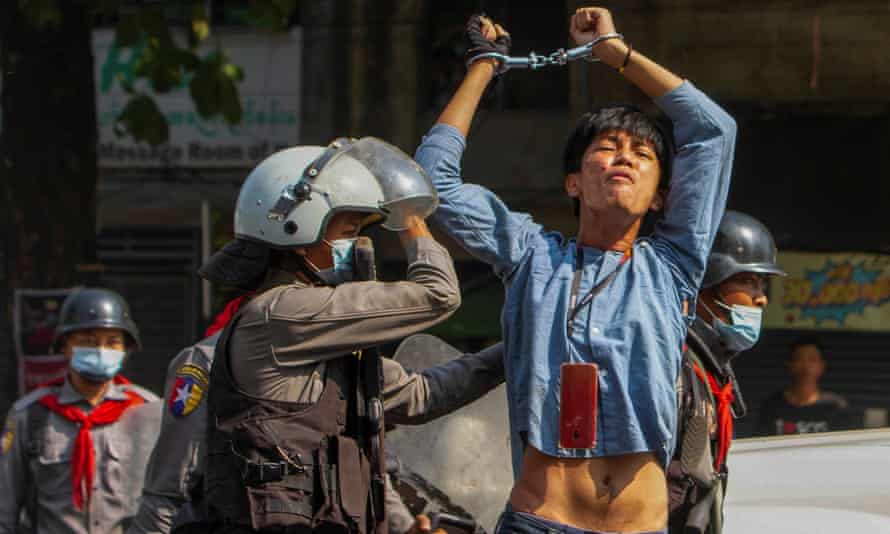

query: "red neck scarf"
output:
692 363 734 471
37 376 144 510
204 295 248 337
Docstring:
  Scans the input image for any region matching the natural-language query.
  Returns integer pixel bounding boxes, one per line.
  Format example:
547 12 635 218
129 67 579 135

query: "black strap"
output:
229 441 312 486
686 326 747 419
361 349 387 534
567 248 631 335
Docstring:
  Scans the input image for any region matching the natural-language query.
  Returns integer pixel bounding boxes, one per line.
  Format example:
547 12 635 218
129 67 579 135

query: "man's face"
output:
788 344 825 383
62 328 128 361
720 272 769 306
300 211 366 270
565 130 663 223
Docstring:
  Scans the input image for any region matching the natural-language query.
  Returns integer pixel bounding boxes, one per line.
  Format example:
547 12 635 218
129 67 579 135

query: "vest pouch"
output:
336 435 371 534
246 483 315 531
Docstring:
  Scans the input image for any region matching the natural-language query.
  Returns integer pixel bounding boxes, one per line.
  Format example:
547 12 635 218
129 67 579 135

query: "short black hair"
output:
562 105 673 216
789 336 824 358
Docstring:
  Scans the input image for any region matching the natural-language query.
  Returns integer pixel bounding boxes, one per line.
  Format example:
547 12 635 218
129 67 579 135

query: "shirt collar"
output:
689 317 731 377
58 376 129 405
257 267 309 294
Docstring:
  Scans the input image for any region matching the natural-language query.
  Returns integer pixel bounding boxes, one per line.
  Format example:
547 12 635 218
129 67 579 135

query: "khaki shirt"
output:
129 334 505 534
229 236 461 402
127 233 503 533
0 379 160 534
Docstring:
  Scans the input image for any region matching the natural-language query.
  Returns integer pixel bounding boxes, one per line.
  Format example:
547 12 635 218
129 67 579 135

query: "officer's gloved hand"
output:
465 14 511 75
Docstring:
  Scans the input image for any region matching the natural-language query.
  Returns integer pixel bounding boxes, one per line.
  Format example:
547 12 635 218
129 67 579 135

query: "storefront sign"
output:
94 28 301 168
766 252 890 331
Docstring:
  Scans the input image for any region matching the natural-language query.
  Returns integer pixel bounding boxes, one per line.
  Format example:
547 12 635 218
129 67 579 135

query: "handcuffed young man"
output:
415 7 736 533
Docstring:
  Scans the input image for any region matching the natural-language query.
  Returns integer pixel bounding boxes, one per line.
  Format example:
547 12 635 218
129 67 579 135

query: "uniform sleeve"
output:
0 409 28 533
414 124 543 279
382 342 505 425
126 347 210 534
262 237 461 364
652 81 737 293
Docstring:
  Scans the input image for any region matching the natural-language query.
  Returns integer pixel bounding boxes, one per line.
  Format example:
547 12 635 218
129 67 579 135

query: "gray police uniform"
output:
126 332 219 534
0 379 160 534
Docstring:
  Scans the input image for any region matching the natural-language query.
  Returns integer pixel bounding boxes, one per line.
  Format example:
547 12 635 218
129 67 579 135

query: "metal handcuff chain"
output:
466 32 624 71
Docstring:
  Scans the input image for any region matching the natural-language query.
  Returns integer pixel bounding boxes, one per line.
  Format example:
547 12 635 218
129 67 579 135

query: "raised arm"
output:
259 218 461 364
573 7 736 289
570 7 683 98
415 16 543 277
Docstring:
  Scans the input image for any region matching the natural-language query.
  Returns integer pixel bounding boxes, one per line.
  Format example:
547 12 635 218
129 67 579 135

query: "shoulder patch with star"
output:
168 363 209 418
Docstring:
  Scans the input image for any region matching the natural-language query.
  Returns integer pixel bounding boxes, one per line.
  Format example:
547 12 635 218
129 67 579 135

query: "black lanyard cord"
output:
567 248 632 335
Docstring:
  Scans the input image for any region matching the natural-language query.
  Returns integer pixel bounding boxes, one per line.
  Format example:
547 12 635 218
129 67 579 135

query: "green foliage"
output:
18 0 62 30
101 0 297 146
189 2 211 47
114 93 169 146
246 0 298 31
190 52 243 124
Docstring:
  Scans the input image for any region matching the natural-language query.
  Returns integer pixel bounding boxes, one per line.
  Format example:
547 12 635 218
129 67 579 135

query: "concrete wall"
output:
567 1 890 114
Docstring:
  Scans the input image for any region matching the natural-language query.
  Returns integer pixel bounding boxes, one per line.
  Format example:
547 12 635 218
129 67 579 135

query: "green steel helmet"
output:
702 210 786 288
52 288 141 351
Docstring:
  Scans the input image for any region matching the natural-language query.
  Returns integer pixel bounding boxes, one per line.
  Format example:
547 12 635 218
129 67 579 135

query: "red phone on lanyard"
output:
559 362 599 449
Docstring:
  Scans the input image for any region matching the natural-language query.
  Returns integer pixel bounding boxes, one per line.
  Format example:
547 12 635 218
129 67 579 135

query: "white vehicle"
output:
725 429 890 534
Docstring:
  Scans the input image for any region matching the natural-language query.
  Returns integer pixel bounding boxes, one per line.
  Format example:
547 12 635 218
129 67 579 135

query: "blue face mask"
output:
710 300 763 353
70 346 127 382
315 238 358 286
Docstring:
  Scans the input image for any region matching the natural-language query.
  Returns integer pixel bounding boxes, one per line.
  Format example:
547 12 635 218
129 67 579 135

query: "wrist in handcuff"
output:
466 52 507 76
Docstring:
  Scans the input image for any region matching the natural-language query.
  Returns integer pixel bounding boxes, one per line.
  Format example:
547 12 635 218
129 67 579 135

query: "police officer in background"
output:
196 137 486 534
0 288 161 533
668 211 785 534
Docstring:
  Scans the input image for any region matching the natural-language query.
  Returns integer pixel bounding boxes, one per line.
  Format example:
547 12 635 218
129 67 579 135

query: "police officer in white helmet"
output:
190 138 502 534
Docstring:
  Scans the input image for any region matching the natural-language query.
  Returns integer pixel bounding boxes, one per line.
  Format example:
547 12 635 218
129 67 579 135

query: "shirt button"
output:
600 369 608 378
591 327 601 335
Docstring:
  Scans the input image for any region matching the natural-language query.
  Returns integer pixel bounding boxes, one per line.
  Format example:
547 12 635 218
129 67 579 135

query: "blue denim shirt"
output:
415 81 736 474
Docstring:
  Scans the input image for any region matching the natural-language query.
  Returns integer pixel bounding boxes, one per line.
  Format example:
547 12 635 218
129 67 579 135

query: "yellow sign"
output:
766 252 890 331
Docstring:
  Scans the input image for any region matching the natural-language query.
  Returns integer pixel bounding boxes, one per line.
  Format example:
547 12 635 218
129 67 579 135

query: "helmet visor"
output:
320 137 438 231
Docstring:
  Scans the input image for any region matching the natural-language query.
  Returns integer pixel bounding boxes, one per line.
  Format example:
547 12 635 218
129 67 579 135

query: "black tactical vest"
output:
204 312 374 534
668 319 742 534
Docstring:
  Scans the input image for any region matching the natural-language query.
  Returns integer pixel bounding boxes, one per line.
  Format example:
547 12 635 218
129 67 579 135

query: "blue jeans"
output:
494 504 666 534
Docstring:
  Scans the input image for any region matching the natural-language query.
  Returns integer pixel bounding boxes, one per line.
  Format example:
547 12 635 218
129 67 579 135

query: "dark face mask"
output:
352 237 377 282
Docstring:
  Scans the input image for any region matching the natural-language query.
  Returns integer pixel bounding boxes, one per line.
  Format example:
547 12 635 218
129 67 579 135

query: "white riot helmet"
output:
235 137 438 247
200 137 438 289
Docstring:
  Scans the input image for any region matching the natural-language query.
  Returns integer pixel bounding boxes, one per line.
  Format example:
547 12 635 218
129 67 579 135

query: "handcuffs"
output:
466 32 624 71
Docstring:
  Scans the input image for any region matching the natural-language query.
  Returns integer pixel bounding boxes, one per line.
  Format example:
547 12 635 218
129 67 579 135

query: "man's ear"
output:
565 173 580 198
648 187 666 212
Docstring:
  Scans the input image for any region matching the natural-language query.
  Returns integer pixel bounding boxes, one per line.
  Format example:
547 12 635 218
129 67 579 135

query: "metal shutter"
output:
733 328 890 437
